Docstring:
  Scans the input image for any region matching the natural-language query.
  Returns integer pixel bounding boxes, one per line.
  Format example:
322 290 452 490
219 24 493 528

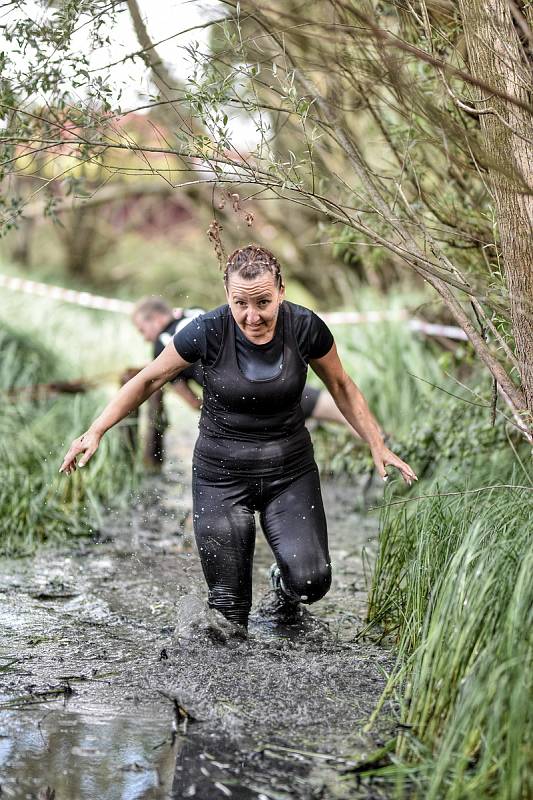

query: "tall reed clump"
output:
368 450 532 799
0 322 141 555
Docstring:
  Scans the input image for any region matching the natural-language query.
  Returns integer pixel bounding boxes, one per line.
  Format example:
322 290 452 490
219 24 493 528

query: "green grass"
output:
0 393 141 554
367 450 532 799
0 299 145 555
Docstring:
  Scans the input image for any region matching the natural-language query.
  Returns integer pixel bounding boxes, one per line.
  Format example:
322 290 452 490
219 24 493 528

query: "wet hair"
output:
132 296 172 320
224 245 283 289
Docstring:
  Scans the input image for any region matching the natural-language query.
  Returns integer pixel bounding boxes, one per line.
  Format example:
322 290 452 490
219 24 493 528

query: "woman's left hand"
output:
371 445 418 486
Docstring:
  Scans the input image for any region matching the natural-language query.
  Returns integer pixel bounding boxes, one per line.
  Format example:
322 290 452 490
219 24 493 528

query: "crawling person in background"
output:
131 296 364 436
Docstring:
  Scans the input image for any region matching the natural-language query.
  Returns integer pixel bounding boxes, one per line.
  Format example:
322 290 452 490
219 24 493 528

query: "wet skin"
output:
225 273 285 345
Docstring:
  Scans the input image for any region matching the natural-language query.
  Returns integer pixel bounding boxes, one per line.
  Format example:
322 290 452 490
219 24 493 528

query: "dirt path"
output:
0 429 395 800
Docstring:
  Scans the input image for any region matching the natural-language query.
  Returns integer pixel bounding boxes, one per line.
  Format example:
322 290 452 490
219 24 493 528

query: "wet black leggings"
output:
192 465 331 628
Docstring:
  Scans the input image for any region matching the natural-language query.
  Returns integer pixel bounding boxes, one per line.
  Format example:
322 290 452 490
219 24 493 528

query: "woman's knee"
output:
283 560 332 604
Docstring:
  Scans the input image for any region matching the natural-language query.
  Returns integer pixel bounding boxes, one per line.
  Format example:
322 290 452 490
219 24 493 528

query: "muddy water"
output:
0 428 394 799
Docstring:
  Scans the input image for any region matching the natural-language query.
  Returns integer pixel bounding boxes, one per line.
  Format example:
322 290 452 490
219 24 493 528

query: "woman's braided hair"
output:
224 245 283 288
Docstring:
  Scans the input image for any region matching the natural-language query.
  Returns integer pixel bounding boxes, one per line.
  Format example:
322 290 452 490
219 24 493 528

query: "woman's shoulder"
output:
285 301 316 344
284 301 321 330
194 304 229 334
179 305 229 356
173 304 229 362
285 301 334 358
198 303 229 319
284 300 315 320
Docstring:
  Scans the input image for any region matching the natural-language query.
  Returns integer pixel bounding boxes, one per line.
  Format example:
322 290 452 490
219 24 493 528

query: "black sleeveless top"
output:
173 302 334 477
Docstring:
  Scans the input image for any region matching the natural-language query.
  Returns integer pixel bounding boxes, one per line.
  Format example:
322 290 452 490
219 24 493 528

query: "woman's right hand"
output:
59 429 101 475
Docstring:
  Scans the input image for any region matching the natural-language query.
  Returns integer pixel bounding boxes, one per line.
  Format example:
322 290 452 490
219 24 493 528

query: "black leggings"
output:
192 464 331 628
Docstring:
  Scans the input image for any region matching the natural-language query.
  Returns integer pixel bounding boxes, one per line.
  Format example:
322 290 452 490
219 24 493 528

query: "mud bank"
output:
0 434 395 799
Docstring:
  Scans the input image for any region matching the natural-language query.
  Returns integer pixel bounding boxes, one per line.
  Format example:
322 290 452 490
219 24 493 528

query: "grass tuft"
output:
0 314 142 555
368 454 532 799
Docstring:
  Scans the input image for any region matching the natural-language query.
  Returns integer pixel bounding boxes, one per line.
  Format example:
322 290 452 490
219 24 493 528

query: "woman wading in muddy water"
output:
60 245 417 629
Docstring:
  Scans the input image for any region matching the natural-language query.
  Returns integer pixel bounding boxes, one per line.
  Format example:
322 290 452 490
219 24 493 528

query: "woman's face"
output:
225 271 285 342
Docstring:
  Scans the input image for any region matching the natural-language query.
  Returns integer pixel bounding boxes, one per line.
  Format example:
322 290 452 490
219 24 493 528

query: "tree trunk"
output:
459 0 533 423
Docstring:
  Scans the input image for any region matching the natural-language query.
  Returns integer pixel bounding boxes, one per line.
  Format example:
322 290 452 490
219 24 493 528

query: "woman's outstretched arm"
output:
59 343 192 475
310 343 417 485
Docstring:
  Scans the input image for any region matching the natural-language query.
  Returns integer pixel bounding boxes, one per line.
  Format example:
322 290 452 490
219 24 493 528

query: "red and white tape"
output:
0 273 468 340
0 274 135 314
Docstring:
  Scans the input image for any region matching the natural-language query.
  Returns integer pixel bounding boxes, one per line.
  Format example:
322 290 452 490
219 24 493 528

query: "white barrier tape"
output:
407 319 468 341
0 274 135 314
319 310 467 340
319 309 409 324
318 311 468 339
0 272 468 340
